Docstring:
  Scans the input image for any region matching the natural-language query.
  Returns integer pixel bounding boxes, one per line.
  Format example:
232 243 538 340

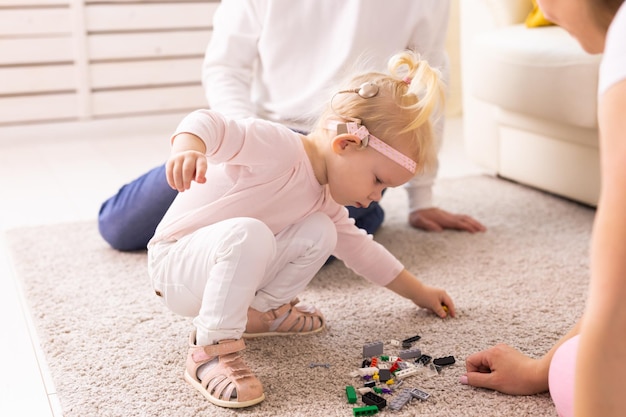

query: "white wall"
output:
446 0 463 117
0 0 463 128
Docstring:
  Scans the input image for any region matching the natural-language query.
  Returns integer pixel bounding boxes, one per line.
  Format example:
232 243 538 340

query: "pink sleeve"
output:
549 335 578 417
332 212 404 286
172 109 247 162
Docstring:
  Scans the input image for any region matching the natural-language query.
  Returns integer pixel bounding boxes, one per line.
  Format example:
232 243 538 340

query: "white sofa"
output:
460 0 601 206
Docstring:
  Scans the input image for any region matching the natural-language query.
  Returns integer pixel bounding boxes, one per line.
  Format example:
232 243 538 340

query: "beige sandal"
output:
184 332 265 408
244 298 325 338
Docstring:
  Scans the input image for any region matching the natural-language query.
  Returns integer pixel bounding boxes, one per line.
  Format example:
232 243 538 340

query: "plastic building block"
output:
433 355 455 366
380 355 389 361
424 363 439 377
370 357 378 367
353 405 379 416
409 387 431 401
309 362 331 368
389 388 413 411
378 369 392 382
395 366 421 380
401 334 421 348
390 339 401 346
363 341 384 358
416 354 432 366
362 392 387 410
358 367 379 376
346 385 357 404
361 359 371 368
364 381 376 388
399 348 422 360
357 387 372 394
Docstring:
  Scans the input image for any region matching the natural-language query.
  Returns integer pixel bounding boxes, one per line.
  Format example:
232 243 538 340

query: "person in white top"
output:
148 50 456 408
461 1 626 416
97 0 486 252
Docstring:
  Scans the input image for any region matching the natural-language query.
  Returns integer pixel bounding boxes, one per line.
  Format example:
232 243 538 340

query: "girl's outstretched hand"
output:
385 270 455 318
413 283 456 318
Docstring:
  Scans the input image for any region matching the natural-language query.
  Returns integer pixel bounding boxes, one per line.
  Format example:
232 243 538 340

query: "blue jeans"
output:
98 164 385 251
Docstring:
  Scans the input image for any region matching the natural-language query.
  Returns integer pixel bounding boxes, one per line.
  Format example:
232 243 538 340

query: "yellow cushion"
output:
525 0 555 27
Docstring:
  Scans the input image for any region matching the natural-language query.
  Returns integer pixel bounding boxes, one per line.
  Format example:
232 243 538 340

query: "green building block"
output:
353 405 379 416
345 385 357 404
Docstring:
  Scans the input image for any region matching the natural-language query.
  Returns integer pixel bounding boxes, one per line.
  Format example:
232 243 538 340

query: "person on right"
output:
460 1 626 416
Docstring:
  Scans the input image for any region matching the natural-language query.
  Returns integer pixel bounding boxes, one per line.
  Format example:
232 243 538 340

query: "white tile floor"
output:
0 114 484 416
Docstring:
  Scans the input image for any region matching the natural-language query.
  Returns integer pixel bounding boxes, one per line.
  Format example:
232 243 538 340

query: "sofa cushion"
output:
470 24 602 129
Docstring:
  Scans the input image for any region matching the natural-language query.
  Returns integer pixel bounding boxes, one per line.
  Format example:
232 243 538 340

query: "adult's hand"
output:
461 344 550 395
409 207 486 233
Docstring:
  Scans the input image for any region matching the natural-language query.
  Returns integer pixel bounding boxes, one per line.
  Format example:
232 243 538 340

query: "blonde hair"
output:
314 50 445 173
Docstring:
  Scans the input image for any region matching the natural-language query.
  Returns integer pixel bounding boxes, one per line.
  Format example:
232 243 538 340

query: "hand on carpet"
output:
384 270 456 319
414 284 456 319
409 207 486 233
460 344 550 395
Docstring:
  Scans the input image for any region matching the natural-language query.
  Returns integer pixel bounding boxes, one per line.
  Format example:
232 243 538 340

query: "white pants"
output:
148 213 336 345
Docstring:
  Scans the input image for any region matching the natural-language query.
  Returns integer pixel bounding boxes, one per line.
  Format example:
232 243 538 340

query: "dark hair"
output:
593 0 625 31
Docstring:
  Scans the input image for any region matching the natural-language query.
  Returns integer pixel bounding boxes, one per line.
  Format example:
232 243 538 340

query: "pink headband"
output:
329 121 417 174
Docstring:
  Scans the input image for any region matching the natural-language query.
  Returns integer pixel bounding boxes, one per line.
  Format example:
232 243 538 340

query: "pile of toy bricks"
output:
345 335 455 415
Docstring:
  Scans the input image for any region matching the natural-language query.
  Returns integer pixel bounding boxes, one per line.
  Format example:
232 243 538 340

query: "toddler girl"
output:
147 50 456 408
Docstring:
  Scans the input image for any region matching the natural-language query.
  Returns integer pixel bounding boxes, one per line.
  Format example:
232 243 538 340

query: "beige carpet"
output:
5 175 594 417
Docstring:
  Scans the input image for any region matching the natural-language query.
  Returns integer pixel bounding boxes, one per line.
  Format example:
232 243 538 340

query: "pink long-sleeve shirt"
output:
148 109 404 286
